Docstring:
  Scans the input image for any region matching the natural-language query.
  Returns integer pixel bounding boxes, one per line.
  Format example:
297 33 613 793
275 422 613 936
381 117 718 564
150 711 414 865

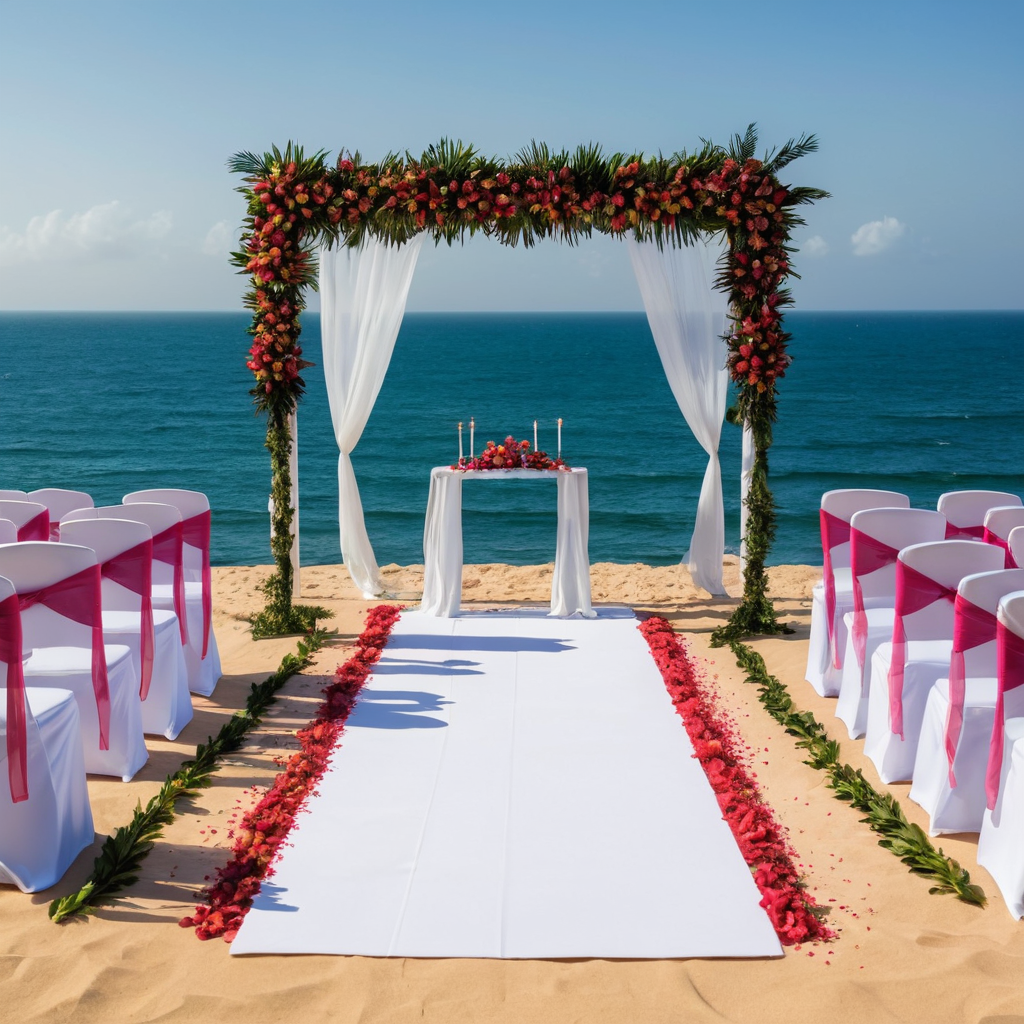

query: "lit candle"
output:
458 421 463 462
470 417 475 460
557 417 562 460
533 419 538 452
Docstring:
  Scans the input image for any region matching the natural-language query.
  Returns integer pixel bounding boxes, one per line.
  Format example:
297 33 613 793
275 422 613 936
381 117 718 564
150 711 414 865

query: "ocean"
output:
1 311 1021 569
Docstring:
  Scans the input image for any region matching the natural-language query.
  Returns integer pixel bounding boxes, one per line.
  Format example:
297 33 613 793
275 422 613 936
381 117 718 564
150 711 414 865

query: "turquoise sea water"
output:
1 311 1021 568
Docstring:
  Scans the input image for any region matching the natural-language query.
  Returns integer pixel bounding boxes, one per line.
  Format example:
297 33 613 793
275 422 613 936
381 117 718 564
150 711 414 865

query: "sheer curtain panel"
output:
627 235 730 595
319 236 424 597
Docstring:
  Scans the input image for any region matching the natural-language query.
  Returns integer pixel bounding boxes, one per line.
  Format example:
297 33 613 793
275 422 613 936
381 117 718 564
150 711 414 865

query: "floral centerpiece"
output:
454 436 568 472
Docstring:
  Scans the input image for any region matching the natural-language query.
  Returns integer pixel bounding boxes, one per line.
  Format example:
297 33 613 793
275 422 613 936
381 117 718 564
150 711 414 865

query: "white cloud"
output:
802 235 829 258
0 201 173 265
202 220 234 257
851 216 905 257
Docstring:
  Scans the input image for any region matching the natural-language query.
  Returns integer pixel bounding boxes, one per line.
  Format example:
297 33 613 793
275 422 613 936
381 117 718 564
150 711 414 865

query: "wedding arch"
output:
229 128 827 641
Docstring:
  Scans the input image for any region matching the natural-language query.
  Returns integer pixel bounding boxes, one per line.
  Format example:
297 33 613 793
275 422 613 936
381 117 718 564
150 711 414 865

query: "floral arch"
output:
230 127 827 641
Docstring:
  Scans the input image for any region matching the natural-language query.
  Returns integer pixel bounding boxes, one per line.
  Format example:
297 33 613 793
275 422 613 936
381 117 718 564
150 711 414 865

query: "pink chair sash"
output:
48 522 61 541
945 522 986 540
820 508 850 669
181 510 212 658
17 509 50 542
1 593 28 803
18 565 111 751
943 594 998 787
887 561 957 739
849 527 900 674
983 528 1017 569
151 523 188 645
101 539 155 700
986 620 1024 809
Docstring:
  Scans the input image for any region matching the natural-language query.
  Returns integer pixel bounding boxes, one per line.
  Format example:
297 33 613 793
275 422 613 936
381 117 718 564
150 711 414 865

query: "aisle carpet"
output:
231 609 782 958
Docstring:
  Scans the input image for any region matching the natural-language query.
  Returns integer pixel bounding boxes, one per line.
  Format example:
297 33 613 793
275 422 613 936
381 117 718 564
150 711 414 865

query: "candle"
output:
458 421 463 462
470 417 475 460
533 419 538 453
557 417 562 460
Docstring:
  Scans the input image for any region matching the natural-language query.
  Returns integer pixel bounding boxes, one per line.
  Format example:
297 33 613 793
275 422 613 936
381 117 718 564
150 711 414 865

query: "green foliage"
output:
726 640 987 907
48 629 328 923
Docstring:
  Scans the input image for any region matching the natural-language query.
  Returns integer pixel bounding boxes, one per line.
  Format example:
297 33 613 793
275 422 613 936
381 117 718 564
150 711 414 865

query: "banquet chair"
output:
983 506 1024 568
834 507 946 738
59 518 192 740
805 488 910 697
0 500 50 542
0 520 16 544
0 542 147 781
29 488 93 540
908 567 1024 834
863 540 1005 784
1009 527 1024 572
123 490 221 696
0 490 29 501
937 490 1022 540
0 575 95 893
64 502 215 696
977 590 1024 919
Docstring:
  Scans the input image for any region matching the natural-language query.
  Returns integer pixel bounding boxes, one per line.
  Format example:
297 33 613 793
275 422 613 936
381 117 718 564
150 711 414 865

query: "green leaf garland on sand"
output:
727 640 986 906
48 629 327 923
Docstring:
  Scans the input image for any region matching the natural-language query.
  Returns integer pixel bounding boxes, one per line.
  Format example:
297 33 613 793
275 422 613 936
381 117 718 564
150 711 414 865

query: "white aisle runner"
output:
231 609 782 958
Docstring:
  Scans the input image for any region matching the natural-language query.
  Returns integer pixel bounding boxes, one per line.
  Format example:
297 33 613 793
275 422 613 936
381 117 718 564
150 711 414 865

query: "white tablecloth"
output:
421 467 594 618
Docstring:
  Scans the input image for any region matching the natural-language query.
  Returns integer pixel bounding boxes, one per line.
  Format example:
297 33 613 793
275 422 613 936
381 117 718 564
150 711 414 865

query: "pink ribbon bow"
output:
888 560 957 738
18 565 111 751
986 620 1024 809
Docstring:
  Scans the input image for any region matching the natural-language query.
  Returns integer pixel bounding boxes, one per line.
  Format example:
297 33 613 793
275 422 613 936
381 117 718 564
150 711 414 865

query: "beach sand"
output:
3 560 1022 1023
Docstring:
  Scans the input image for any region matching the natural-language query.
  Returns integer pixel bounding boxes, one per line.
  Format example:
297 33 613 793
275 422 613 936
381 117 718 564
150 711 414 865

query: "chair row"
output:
0 488 221 894
0 489 220 696
804 487 1024 918
808 489 1024 693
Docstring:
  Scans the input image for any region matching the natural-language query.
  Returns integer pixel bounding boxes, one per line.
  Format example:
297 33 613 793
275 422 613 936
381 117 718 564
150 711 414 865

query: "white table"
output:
421 467 594 618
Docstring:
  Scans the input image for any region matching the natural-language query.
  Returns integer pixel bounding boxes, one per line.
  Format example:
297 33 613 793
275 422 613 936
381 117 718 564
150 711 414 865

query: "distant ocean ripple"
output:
1 311 1021 568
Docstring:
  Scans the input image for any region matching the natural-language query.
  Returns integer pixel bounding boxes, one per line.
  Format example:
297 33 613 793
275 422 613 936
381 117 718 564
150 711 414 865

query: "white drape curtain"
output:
319 235 424 597
626 234 730 596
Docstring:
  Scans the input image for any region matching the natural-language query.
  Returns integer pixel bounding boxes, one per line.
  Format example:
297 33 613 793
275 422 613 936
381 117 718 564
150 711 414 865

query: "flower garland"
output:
231 130 827 639
180 604 402 942
638 617 831 945
455 436 568 472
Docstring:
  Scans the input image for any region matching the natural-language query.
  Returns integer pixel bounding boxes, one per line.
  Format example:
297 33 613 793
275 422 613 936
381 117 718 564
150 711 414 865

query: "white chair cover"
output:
68 503 219 696
978 591 1024 918
0 686 94 892
984 506 1024 566
0 500 49 541
937 490 1022 537
863 540 1004 784
909 569 1024 834
626 234 729 596
833 507 945 736
0 520 15 544
806 490 911 697
0 542 147 782
319 236 424 598
29 489 94 537
123 489 221 696
60 518 192 741
1010 527 1024 572
0 490 28 501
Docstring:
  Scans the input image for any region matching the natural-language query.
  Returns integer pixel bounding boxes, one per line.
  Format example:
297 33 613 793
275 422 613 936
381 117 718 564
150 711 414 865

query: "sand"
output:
2 559 1022 1023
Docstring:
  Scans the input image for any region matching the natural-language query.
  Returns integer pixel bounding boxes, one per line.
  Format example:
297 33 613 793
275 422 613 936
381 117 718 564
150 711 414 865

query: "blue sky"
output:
1 0 1021 311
